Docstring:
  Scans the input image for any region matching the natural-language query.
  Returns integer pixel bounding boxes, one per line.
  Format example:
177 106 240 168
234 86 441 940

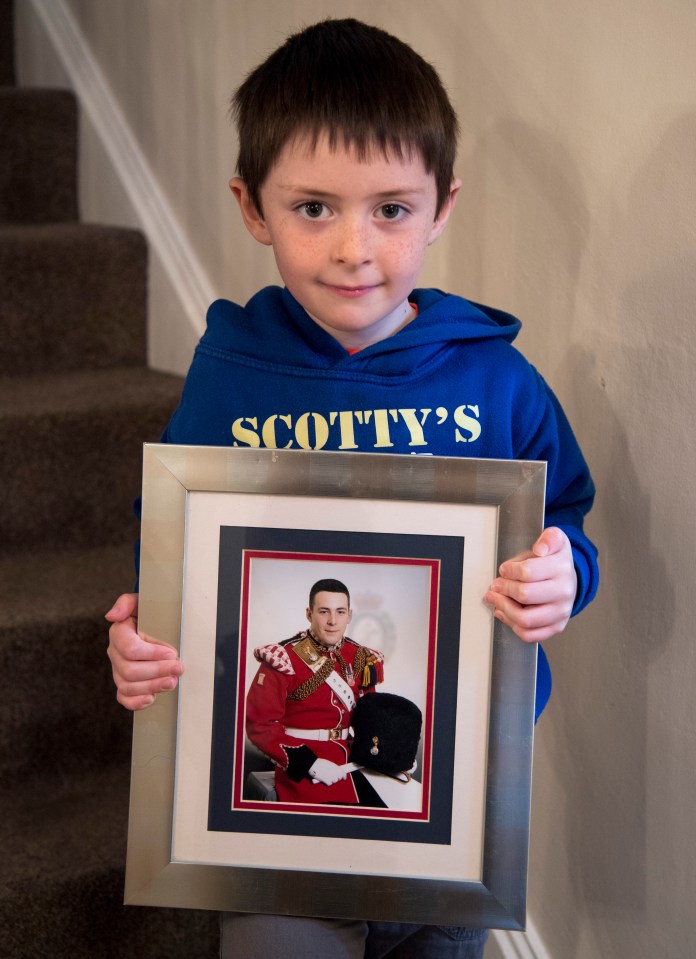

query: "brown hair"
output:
232 18 458 215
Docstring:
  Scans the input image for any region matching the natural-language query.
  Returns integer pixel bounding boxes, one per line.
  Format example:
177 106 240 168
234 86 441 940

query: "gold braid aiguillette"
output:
287 637 370 701
287 657 335 701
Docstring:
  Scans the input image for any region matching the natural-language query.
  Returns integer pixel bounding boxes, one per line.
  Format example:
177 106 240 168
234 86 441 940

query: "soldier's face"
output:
306 591 352 647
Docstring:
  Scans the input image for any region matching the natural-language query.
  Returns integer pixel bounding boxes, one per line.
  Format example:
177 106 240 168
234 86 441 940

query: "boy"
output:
107 18 598 959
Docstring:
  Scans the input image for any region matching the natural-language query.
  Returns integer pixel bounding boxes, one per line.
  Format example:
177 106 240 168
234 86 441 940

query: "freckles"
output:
286 229 321 256
388 236 413 255
302 237 323 254
390 236 426 270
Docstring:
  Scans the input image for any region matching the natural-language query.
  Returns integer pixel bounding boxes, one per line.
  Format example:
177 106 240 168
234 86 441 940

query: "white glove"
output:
308 758 348 786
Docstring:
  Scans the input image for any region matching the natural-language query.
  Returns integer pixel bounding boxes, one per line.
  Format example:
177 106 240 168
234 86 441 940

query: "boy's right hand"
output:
105 593 184 710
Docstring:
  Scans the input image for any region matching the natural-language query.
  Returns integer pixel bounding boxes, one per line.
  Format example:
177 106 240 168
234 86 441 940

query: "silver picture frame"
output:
125 444 546 930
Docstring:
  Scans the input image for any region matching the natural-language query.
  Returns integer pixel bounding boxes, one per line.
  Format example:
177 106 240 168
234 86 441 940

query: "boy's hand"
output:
484 527 577 643
105 593 184 710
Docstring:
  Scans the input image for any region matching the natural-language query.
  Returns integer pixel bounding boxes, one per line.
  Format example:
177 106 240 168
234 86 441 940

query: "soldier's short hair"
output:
309 578 350 608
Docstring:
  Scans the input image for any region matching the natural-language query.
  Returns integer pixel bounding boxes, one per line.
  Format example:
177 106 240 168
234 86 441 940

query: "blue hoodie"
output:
161 285 599 717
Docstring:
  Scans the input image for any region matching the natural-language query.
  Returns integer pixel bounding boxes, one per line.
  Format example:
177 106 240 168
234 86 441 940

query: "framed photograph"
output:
125 444 545 930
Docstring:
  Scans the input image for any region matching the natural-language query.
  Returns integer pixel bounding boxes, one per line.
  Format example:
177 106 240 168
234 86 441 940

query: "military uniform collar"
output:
306 629 344 655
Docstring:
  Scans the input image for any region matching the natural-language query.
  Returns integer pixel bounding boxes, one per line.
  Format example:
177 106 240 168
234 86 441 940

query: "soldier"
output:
246 578 384 804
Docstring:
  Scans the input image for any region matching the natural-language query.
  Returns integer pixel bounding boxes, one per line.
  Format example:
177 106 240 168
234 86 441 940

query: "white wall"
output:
18 1 696 955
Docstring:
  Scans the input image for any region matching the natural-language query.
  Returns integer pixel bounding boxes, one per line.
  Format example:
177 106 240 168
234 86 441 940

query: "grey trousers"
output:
219 913 489 958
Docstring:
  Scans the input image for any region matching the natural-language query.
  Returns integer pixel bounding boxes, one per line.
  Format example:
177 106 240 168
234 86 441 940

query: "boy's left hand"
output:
484 527 576 643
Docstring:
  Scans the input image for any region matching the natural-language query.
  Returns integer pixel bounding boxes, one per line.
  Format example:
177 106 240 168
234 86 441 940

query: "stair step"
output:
0 366 184 551
0 223 147 375
1 764 219 958
0 87 78 223
0 543 139 783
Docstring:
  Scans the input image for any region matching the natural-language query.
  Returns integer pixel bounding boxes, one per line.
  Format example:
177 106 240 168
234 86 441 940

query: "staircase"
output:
0 2 219 954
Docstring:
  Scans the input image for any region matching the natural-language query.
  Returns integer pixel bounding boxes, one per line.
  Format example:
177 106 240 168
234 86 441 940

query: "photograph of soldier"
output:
245 577 391 806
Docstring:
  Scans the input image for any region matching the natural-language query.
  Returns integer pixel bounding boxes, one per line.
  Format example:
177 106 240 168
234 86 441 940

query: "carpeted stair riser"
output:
0 367 184 551
0 224 147 376
0 87 78 223
0 614 133 784
0 543 137 783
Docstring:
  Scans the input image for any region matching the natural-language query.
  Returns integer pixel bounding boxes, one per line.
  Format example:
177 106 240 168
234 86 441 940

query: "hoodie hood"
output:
200 286 521 377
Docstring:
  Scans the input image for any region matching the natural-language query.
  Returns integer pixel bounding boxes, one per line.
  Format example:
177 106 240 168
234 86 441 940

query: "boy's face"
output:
231 136 459 351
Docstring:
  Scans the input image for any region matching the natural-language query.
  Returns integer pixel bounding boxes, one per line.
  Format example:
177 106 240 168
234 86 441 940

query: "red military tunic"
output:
246 630 384 804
